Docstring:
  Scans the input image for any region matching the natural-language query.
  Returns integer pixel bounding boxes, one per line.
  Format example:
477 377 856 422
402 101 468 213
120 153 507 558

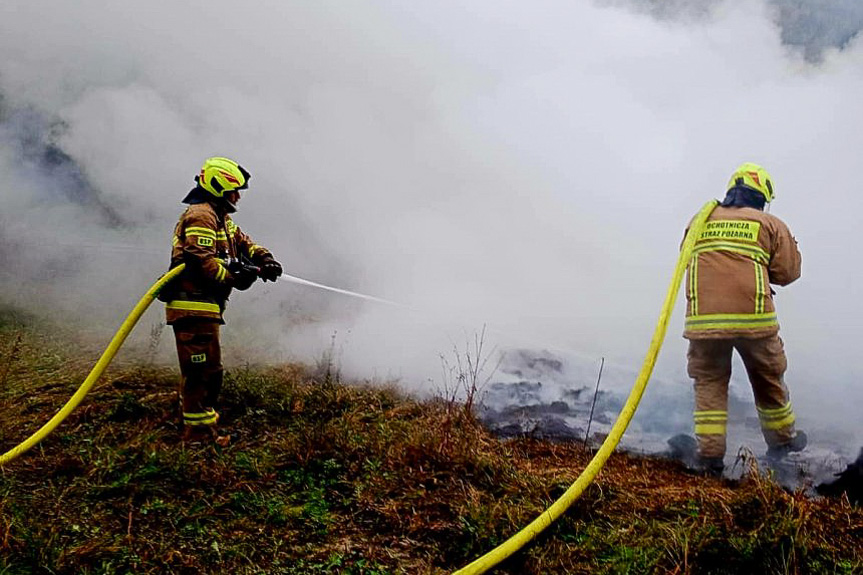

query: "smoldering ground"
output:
1 1 863 491
478 348 859 494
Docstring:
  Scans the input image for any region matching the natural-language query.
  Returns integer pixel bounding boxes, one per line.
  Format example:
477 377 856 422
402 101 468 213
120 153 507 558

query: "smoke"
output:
607 0 863 62
1 1 862 455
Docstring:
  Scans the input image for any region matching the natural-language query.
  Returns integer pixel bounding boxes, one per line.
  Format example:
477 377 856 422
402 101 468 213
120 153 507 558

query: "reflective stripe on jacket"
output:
683 205 801 339
165 202 272 324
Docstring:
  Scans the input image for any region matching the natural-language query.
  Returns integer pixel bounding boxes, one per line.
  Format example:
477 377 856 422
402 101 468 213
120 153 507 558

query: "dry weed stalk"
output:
437 324 501 418
145 322 164 367
433 325 503 460
315 331 343 384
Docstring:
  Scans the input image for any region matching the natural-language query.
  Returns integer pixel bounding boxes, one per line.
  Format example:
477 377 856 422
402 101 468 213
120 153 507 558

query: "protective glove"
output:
259 258 283 282
228 260 258 291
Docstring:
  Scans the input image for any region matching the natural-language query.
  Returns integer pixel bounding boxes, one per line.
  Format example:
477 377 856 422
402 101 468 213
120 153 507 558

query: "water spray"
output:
277 273 410 308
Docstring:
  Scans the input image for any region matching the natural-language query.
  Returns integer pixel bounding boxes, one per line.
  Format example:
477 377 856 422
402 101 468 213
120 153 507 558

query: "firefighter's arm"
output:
231 223 272 264
768 223 802 286
182 212 231 286
680 212 697 250
233 224 282 281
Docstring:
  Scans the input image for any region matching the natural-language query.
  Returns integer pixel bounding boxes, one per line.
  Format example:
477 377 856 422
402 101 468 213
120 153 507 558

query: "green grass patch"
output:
0 306 861 574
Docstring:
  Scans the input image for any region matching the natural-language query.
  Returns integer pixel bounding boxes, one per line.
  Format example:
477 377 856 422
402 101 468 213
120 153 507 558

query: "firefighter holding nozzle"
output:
682 163 806 477
161 157 283 445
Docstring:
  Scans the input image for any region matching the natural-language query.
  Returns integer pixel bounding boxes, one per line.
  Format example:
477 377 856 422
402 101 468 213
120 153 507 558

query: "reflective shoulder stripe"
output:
216 231 229 241
685 312 777 331
248 244 263 258
166 301 221 313
216 264 227 282
172 235 180 247
186 226 217 239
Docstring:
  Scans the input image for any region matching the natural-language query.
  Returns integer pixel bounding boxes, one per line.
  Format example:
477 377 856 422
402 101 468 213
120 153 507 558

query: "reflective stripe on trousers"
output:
173 320 223 427
687 335 796 458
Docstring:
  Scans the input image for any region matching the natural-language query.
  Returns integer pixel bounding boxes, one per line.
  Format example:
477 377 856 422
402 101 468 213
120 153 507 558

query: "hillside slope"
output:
1 309 861 574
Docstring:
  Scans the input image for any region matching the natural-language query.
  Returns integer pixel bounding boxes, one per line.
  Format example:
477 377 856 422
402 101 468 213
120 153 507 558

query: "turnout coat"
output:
164 201 273 325
683 205 801 339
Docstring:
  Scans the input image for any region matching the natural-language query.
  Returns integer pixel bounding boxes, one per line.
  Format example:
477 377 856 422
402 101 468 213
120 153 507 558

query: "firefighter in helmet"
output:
163 157 283 444
683 163 805 476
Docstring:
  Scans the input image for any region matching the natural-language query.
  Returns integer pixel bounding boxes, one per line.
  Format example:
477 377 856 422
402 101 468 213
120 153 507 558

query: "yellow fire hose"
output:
453 199 718 574
0 264 186 466
0 199 718 572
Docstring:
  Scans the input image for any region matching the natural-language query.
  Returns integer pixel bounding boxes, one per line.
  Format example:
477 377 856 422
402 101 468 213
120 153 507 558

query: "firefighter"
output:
163 157 283 445
683 162 805 476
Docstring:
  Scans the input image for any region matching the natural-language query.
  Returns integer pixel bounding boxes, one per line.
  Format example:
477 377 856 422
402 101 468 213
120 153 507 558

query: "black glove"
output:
259 258 283 282
228 260 258 291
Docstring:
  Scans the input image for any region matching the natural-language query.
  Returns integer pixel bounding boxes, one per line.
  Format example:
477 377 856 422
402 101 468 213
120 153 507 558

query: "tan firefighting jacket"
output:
164 202 273 324
683 205 801 339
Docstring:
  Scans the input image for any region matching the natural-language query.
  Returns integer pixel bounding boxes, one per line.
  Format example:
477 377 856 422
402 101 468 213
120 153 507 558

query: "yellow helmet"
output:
196 157 250 199
727 162 774 203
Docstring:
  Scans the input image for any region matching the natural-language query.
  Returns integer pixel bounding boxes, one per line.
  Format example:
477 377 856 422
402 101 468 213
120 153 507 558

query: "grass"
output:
0 306 861 574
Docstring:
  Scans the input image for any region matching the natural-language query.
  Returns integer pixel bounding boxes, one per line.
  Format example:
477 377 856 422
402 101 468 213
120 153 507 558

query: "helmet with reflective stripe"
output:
727 162 774 203
196 157 250 200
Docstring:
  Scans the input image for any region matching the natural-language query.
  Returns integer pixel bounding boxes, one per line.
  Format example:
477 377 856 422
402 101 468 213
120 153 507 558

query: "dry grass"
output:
0 307 861 574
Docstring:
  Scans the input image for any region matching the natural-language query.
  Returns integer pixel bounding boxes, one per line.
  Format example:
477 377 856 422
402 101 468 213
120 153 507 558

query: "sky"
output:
1 0 862 448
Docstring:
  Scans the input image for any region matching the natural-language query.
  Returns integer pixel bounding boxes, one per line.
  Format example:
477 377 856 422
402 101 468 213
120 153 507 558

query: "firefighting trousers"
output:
172 320 223 427
687 335 797 459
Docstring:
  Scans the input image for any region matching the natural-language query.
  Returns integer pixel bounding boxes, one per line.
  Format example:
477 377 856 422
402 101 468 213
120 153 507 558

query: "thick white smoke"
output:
1 0 862 451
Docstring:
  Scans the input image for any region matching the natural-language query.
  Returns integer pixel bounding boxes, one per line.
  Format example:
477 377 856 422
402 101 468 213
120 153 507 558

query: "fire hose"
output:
0 264 186 466
0 199 719 575
0 257 408 466
452 198 718 574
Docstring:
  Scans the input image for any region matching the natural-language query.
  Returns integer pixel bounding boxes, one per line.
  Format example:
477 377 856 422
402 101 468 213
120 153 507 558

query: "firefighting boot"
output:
182 425 230 446
214 431 231 447
667 434 699 468
766 430 807 460
695 456 725 478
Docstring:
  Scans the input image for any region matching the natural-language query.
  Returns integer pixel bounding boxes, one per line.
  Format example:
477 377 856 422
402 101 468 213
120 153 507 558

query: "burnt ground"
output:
479 349 863 499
